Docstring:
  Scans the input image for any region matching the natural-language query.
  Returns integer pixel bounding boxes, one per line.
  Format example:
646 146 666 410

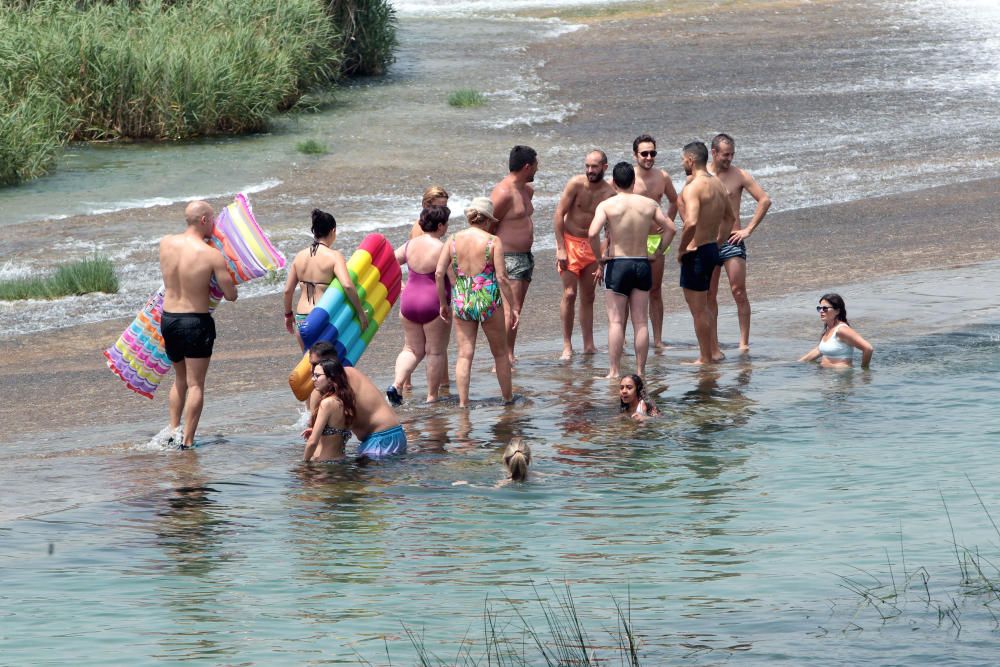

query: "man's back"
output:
682 174 731 248
602 193 660 258
160 234 224 313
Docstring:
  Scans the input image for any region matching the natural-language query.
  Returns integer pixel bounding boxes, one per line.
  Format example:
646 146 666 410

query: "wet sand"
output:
3 174 999 443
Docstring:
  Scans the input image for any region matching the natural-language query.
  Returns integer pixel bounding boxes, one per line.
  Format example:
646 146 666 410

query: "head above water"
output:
313 358 356 426
184 200 214 235
818 292 850 326
422 185 449 208
618 373 646 412
419 204 451 233
612 161 635 190
311 209 336 239
509 145 538 174
502 437 532 481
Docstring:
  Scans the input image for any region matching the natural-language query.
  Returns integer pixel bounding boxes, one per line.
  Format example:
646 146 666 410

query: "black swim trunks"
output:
603 257 652 296
161 312 216 363
679 243 721 292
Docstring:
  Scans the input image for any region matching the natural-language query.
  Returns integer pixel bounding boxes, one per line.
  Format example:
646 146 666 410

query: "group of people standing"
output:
155 132 872 456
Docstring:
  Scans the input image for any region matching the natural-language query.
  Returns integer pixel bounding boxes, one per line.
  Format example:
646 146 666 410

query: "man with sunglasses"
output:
708 133 771 352
631 134 680 350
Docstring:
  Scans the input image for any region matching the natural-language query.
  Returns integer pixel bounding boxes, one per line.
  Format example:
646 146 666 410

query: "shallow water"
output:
3 262 999 664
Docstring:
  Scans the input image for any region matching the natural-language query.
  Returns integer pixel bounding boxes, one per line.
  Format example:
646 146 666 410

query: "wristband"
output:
284 311 293 317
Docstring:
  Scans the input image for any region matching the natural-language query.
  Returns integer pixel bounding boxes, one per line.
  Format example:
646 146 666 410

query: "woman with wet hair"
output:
619 374 660 420
799 293 873 368
502 437 532 481
283 209 368 351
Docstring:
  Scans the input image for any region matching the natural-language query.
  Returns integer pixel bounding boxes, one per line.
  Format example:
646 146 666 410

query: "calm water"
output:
3 263 999 664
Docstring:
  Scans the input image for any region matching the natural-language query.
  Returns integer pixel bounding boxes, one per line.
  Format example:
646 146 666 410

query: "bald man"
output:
159 200 238 448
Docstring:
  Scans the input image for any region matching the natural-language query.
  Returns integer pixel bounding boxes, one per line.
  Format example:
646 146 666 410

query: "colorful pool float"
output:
288 233 401 401
104 194 285 398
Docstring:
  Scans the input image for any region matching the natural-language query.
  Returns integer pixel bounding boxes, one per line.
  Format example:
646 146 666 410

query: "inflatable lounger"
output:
288 233 402 401
104 194 286 398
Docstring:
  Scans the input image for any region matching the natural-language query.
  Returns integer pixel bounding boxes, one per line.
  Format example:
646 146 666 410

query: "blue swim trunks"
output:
357 424 407 459
717 240 747 262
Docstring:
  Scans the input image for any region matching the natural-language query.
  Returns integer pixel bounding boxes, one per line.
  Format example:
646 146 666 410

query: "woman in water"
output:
283 209 368 351
386 205 451 405
409 185 449 240
799 293 873 368
619 374 660 420
303 358 406 461
435 197 518 408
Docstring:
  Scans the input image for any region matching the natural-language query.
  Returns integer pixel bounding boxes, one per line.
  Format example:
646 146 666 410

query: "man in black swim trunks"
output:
159 200 238 448
677 142 735 365
588 162 675 379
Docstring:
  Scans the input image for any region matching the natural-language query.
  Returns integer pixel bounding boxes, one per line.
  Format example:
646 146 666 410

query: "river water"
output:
2 0 1000 664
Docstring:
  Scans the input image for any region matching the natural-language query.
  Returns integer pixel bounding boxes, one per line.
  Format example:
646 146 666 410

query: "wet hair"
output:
311 209 336 238
421 185 449 207
711 133 735 151
309 340 337 361
612 161 635 189
509 145 538 172
419 205 451 233
819 293 850 326
314 358 356 427
683 141 709 167
588 149 608 164
619 374 659 415
632 133 656 154
503 437 531 482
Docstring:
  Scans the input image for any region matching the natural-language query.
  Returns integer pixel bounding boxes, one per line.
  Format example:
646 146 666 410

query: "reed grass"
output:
0 256 118 300
296 139 329 155
448 89 487 108
0 0 396 185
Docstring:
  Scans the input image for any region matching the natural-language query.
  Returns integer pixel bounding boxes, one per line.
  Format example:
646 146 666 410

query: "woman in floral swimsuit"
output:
435 197 519 408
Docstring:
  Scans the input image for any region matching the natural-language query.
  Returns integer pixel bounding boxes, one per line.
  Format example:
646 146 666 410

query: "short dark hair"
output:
632 134 656 154
509 145 537 172
419 205 451 233
309 340 337 361
683 141 709 167
612 162 635 189
311 209 336 238
711 133 735 151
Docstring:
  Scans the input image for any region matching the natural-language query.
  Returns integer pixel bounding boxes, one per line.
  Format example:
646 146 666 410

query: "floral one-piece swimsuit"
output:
451 235 501 322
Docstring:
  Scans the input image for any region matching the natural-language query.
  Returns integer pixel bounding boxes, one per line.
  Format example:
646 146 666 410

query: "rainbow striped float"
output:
104 194 285 398
288 233 401 401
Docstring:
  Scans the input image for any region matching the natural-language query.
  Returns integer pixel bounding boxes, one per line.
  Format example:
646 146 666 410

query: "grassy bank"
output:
0 256 118 300
0 0 396 185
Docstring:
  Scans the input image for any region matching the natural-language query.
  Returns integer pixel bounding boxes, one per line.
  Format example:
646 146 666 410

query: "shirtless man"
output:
709 133 771 351
588 162 675 379
159 201 238 448
553 149 615 359
631 134 680 349
676 142 735 365
490 145 538 366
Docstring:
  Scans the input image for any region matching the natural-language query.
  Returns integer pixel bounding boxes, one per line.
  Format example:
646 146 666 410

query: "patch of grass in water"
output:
0 256 118 300
447 89 487 109
296 139 329 155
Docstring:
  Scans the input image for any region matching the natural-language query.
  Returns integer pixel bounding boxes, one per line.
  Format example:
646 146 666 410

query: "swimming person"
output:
159 200 238 448
799 293 874 368
387 205 452 405
619 374 660 421
282 209 368 351
502 437 532 481
409 185 450 240
435 197 519 408
303 357 407 461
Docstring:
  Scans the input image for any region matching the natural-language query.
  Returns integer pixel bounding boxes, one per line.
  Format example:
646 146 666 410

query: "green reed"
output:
0 0 395 185
447 89 488 108
0 256 118 300
296 139 329 155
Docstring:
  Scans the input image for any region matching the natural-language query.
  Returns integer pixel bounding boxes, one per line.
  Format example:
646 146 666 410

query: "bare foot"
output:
582 346 598 355
654 340 670 349
560 346 573 360
682 358 708 366
712 353 726 362
603 370 620 379
738 345 750 352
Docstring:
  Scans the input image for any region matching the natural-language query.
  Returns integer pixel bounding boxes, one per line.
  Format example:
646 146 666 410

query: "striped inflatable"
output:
288 233 402 401
104 194 285 398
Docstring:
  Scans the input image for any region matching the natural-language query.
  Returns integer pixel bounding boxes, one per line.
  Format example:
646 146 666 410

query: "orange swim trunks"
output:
559 233 597 276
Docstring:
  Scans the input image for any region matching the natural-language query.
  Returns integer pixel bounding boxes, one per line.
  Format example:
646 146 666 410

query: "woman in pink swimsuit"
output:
387 205 452 405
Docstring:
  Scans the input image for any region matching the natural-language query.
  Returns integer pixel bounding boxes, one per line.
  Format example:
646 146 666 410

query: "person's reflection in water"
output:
413 410 452 454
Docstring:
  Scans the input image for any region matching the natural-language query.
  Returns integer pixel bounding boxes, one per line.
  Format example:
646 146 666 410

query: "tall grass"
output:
0 256 118 300
0 0 396 185
448 89 487 108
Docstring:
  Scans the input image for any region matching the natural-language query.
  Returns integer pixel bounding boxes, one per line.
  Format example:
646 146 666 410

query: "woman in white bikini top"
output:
799 293 874 369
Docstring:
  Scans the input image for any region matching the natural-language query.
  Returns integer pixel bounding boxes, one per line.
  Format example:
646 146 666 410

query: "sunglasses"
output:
638 150 657 158
816 306 834 313
311 372 326 380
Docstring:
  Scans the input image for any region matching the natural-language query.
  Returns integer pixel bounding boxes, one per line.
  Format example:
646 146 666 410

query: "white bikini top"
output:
818 323 854 360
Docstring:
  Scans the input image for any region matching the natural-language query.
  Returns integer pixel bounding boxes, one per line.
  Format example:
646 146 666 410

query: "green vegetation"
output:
0 0 396 185
447 89 487 108
296 139 329 155
0 256 118 300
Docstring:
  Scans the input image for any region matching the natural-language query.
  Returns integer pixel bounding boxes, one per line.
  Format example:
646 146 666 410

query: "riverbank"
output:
2 174 998 443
